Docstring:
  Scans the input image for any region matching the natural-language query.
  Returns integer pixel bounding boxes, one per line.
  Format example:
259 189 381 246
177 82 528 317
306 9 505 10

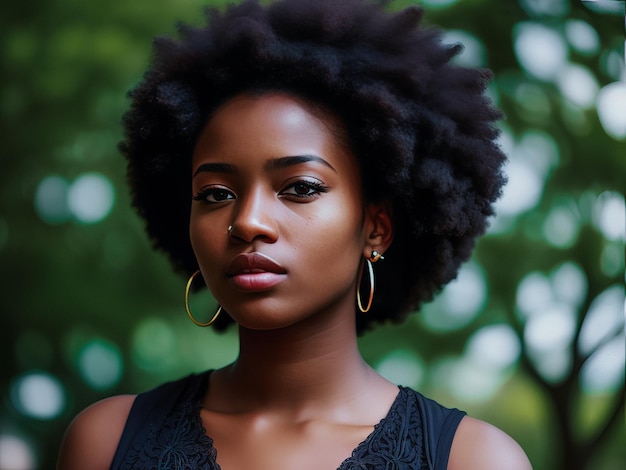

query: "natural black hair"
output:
121 0 506 333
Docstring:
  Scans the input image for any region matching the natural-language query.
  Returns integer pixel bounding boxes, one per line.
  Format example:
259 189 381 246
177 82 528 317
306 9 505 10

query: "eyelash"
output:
280 180 329 199
192 187 234 203
192 180 329 203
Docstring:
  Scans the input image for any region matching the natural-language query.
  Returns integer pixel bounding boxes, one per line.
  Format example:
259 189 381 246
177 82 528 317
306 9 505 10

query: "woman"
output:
58 0 532 468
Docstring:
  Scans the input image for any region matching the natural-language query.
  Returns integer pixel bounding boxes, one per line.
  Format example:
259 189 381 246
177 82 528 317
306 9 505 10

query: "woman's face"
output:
190 93 374 330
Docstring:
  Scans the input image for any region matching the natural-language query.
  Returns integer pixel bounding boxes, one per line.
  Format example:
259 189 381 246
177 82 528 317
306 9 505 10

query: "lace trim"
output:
120 376 429 469
120 375 218 470
338 387 428 470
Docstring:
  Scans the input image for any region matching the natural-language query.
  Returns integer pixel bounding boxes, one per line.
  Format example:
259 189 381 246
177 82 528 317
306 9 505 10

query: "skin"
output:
57 93 532 470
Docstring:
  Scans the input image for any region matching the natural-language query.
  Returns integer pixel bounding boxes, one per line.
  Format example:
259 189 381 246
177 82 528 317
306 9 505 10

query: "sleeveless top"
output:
110 371 465 470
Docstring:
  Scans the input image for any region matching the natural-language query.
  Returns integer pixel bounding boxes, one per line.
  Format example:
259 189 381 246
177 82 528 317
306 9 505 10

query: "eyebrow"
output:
193 154 335 178
193 162 238 178
264 154 336 172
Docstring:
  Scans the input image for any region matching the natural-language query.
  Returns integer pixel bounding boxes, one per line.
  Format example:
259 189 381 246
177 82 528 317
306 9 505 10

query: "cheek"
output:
189 212 203 256
189 212 222 267
296 194 364 266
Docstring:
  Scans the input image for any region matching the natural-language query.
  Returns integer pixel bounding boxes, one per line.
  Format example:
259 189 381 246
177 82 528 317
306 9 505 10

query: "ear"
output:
362 201 394 259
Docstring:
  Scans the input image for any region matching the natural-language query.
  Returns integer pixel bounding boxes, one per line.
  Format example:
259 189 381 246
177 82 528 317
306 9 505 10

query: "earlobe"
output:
363 202 393 258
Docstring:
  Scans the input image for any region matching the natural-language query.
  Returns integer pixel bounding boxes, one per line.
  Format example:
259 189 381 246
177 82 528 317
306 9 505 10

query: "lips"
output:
226 252 287 291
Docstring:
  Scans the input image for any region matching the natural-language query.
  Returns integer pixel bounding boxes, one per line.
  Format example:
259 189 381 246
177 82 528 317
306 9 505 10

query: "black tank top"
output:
110 371 465 469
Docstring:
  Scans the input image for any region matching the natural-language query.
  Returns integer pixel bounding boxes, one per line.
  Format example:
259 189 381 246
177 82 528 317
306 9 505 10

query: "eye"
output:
192 187 235 203
279 180 328 200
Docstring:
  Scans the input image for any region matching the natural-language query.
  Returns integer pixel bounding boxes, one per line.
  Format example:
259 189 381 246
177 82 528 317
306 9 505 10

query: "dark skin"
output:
191 93 398 469
58 93 532 470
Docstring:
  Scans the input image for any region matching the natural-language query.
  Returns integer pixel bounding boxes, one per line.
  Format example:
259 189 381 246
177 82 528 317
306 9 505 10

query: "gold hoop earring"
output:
184 270 221 327
356 258 374 313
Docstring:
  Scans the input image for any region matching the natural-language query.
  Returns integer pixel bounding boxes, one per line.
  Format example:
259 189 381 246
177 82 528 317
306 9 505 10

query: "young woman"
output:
58 0 532 468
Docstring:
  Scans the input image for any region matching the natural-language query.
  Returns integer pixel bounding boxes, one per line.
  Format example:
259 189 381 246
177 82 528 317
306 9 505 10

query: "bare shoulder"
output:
448 416 532 470
57 394 136 470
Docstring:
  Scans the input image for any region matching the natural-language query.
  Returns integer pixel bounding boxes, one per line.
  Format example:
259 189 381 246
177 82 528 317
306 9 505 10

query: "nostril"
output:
227 219 278 244
229 191 279 243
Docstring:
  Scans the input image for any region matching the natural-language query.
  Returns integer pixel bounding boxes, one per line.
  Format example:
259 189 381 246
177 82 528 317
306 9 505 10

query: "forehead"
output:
192 92 355 170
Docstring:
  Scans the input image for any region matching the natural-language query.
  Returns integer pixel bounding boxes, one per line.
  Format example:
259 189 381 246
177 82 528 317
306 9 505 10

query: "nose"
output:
229 187 278 244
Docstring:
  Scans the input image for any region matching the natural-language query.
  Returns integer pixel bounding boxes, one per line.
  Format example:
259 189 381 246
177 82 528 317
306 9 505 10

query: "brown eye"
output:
192 187 236 203
211 189 232 201
294 183 311 195
279 179 329 201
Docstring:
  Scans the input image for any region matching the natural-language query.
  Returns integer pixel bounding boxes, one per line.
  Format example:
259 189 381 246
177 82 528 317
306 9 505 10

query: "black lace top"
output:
110 372 465 470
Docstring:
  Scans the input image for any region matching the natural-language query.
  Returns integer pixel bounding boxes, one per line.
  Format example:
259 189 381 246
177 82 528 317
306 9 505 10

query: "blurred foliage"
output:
0 0 624 469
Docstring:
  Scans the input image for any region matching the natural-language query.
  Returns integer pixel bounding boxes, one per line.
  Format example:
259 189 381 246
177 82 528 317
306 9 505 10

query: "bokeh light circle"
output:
132 318 177 371
593 191 625 241
0 434 36 470
514 22 567 81
580 335 626 393
524 304 576 352
556 64 598 109
597 82 626 140
422 262 486 331
444 30 486 67
376 350 424 389
565 19 599 55
578 285 624 356
11 371 65 420
67 173 115 223
77 339 123 390
34 175 70 224
466 324 521 371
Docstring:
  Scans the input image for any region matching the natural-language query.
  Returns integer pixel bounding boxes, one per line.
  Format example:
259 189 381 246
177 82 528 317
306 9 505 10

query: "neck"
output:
214 307 376 412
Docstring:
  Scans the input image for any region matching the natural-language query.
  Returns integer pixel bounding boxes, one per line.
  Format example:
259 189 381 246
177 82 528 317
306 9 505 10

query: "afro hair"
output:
120 0 506 333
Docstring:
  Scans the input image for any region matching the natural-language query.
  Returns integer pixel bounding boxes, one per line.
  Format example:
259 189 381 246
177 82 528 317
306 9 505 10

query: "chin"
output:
234 313 306 332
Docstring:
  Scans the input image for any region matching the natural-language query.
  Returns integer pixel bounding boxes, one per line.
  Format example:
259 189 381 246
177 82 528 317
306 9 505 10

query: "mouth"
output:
226 252 287 291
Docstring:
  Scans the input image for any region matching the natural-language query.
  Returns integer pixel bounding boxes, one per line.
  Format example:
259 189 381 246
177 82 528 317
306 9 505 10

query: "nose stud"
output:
227 225 233 235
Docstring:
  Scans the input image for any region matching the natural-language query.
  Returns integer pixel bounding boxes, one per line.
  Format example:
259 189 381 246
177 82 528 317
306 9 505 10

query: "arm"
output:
448 417 532 470
57 395 136 470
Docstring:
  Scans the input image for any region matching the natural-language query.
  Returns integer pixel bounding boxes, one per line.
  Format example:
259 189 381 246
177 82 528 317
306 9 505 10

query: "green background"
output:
1 0 624 469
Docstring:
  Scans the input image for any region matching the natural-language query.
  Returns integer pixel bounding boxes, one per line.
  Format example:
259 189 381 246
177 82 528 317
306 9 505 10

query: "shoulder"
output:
448 416 532 470
57 394 136 470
